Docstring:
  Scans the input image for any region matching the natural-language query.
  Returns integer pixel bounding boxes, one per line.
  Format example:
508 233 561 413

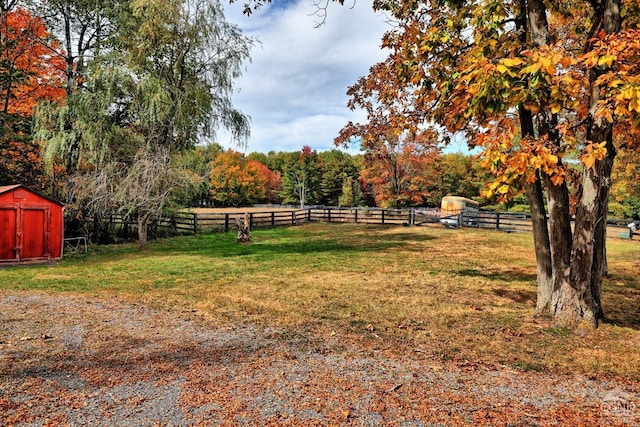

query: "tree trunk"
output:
236 212 250 243
544 178 573 319
525 177 554 315
515 0 554 315
138 213 150 251
517 99 553 314
590 161 613 319
562 137 615 328
553 0 620 328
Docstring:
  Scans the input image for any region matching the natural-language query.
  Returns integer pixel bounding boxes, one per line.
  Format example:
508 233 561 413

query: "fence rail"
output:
105 206 637 240
194 209 311 232
474 211 533 233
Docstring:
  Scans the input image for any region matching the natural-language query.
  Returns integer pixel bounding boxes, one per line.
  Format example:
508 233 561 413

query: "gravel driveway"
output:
1 291 638 426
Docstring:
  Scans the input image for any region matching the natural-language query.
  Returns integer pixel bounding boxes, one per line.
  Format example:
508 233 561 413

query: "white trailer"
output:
440 196 479 228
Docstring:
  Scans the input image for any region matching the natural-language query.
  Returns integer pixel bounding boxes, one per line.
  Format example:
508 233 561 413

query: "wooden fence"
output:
107 207 636 240
308 207 441 226
192 209 311 232
474 211 534 233
139 207 443 234
463 210 635 239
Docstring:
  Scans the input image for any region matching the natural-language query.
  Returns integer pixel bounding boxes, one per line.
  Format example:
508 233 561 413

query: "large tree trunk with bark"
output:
552 0 620 328
516 1 554 315
517 102 553 313
559 155 613 328
544 178 573 315
559 129 615 328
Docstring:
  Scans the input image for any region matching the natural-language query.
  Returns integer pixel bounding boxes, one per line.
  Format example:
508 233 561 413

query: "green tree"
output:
338 175 364 207
31 0 126 176
36 0 252 249
318 149 359 206
280 146 323 207
175 143 224 207
424 153 481 206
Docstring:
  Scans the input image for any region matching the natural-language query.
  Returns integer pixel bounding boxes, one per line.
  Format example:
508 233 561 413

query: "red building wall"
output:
0 185 64 262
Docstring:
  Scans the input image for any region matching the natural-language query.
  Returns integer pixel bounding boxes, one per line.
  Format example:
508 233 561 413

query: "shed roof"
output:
0 184 22 194
0 184 64 206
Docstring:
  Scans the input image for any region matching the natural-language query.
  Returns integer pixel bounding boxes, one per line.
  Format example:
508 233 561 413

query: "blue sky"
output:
219 0 391 154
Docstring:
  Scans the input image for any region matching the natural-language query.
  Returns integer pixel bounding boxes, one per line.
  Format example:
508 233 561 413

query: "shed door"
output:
0 208 18 260
22 209 46 259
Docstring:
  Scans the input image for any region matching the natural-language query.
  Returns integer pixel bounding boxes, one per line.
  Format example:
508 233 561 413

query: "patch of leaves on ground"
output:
1 291 638 426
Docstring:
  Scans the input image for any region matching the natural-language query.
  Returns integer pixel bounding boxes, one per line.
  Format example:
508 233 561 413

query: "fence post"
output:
271 211 275 226
250 213 254 230
307 208 311 222
292 211 295 224
224 214 229 232
193 213 198 234
382 209 385 225
495 212 500 231
354 209 358 223
409 209 414 226
328 208 331 223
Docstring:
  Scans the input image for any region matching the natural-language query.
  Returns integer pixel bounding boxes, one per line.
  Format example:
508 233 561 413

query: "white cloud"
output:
218 0 390 153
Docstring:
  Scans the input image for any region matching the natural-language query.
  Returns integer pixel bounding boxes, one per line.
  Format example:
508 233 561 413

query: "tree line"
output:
180 144 488 209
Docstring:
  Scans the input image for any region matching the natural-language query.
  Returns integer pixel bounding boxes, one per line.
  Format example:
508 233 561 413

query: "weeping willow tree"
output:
36 0 252 249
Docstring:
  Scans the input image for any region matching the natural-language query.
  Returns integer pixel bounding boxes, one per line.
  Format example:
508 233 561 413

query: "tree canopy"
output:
0 6 66 190
30 0 253 249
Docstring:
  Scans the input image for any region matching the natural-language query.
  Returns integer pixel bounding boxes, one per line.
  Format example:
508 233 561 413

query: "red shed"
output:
0 185 64 263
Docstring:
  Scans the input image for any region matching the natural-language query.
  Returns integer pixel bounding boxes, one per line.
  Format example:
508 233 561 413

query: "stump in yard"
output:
236 212 250 243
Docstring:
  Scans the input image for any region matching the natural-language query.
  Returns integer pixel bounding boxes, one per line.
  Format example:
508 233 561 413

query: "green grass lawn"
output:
1 223 639 379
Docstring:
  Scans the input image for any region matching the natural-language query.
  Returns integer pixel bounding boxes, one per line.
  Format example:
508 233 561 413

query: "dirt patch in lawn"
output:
185 207 303 214
1 291 638 426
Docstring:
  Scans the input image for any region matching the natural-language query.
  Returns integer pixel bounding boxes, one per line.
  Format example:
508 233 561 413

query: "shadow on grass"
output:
492 288 537 305
149 227 438 259
601 277 640 330
456 268 537 283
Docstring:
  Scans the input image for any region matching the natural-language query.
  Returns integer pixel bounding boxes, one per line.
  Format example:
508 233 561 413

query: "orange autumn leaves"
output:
353 1 640 205
209 150 281 206
1 7 66 115
588 29 640 126
1 7 65 190
448 25 640 203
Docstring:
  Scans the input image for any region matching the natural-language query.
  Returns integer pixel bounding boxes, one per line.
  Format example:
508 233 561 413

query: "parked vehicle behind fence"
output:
440 196 479 228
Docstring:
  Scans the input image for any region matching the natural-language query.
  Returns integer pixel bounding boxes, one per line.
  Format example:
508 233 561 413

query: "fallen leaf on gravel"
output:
388 384 403 393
